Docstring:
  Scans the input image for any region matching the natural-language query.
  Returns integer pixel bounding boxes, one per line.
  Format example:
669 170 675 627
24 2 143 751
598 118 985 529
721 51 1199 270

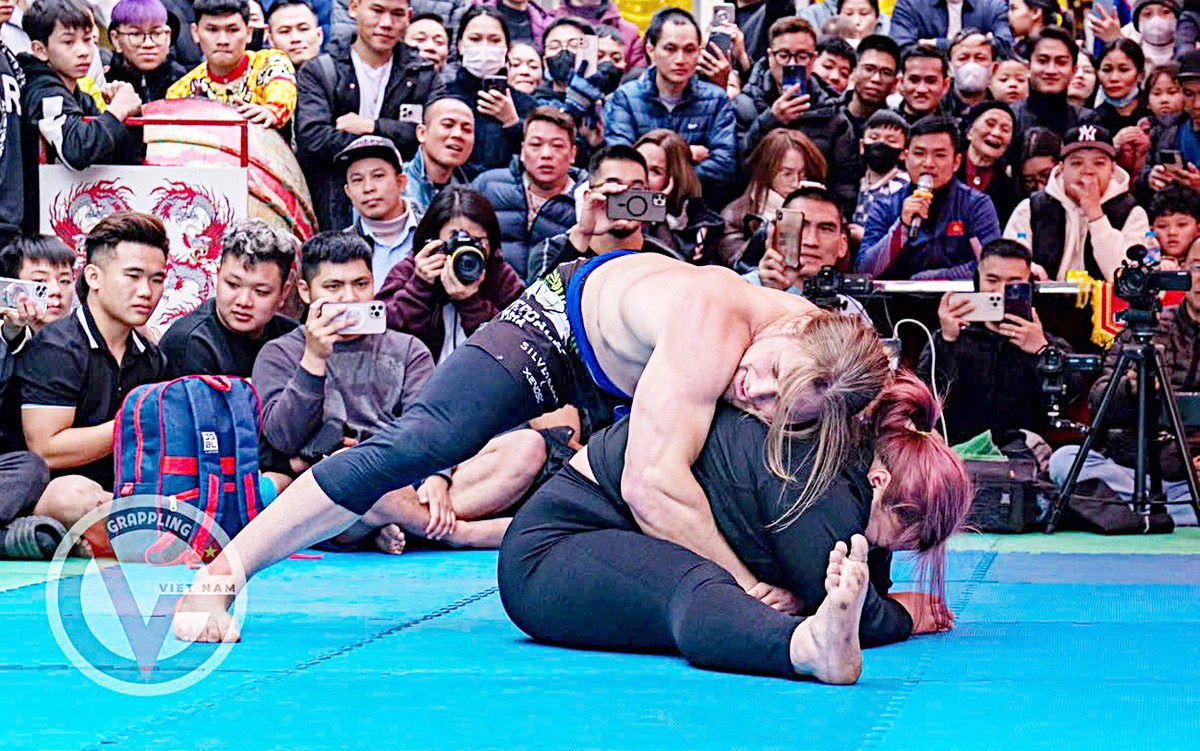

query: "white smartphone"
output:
775 208 804 268
330 301 386 335
0 277 49 313
579 35 598 77
954 291 1005 322
712 3 736 27
398 104 423 124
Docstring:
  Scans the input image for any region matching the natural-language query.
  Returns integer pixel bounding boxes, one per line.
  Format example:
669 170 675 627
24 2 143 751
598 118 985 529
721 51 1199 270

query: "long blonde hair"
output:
765 312 891 530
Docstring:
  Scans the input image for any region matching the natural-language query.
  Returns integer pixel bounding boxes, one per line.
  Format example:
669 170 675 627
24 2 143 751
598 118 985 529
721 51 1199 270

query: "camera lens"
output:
627 196 647 217
452 248 486 284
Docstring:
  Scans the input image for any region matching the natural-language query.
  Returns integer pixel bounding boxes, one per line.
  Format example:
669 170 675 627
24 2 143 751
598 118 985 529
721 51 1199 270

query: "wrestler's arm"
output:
620 288 760 590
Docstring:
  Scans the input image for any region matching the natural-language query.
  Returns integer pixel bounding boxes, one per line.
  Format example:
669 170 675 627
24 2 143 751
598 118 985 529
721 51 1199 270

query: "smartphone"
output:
578 35 598 77
0 277 49 313
1004 281 1033 321
954 291 1005 322
329 301 386 335
775 208 804 267
1163 150 1185 169
709 31 733 57
712 2 736 27
782 64 807 94
606 190 668 222
397 104 423 124
481 75 509 94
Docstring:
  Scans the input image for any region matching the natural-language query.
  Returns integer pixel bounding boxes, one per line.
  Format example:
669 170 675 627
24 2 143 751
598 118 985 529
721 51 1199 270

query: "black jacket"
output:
19 54 142 233
1006 91 1096 165
0 44 24 236
918 323 1079 446
105 55 188 104
442 65 537 181
295 38 443 232
734 62 862 217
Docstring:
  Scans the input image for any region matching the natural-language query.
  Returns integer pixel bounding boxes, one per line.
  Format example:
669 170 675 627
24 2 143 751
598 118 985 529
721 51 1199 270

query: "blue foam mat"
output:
3 544 1198 751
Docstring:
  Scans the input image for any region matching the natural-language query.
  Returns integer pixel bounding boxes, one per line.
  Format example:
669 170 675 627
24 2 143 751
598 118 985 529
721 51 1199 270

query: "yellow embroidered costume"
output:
166 49 297 127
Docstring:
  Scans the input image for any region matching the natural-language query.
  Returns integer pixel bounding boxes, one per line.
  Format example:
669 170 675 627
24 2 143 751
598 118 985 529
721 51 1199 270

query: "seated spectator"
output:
506 41 542 95
16 213 167 493
1006 125 1149 281
945 29 997 119
20 0 143 227
634 129 724 264
559 0 644 70
859 115 1001 279
1148 182 1200 268
537 17 592 106
525 144 676 281
595 24 628 74
257 230 544 550
479 0 554 50
811 36 856 95
958 101 1020 224
379 186 522 361
159 218 297 378
472 107 583 279
265 0 324 68
890 0 1012 51
444 7 537 178
919 238 1078 446
842 34 901 136
1067 51 1097 109
1011 27 1094 147
851 110 910 245
0 235 75 352
405 13 449 72
1049 238 1200 526
990 56 1030 104
835 0 889 44
893 45 951 124
166 0 297 129
1018 125 1062 198
295 0 442 232
403 96 475 211
0 6 22 248
735 16 817 151
604 9 736 196
105 0 187 103
1145 51 1200 199
0 333 52 559
719 128 825 266
336 135 421 288
1093 39 1151 135
1008 0 1064 59
1147 61 1185 127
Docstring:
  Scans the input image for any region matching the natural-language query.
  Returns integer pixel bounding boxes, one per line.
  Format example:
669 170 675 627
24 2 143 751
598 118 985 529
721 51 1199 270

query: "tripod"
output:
1046 309 1200 533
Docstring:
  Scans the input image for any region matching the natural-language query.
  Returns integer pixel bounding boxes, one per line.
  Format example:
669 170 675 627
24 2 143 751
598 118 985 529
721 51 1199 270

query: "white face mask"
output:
461 44 507 78
1140 17 1177 46
954 61 992 96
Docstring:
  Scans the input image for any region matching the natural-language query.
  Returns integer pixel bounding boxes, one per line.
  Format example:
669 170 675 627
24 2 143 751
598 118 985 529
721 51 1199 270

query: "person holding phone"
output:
1144 50 1200 199
918 238 1078 447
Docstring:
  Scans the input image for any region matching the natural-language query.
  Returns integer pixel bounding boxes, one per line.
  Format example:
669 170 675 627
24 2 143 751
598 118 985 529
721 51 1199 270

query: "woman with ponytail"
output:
498 371 973 684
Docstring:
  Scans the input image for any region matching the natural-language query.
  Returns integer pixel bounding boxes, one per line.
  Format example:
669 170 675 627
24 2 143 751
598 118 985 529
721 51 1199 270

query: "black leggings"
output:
497 466 803 678
311 345 543 514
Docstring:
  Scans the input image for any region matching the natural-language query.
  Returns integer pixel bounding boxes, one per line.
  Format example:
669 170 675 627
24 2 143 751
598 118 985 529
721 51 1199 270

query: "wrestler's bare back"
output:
579 254 821 395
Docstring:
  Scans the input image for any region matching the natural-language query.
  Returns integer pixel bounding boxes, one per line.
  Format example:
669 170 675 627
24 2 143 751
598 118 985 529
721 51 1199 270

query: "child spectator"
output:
166 0 297 129
1149 182 1200 269
105 0 187 103
0 234 75 352
851 110 910 245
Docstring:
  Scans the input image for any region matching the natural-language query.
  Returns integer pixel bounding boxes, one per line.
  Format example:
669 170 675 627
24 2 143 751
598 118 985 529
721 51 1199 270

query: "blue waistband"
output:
565 250 639 401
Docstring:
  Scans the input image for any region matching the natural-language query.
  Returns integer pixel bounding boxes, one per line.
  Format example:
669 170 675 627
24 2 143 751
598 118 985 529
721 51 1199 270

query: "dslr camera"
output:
441 230 487 285
801 266 874 310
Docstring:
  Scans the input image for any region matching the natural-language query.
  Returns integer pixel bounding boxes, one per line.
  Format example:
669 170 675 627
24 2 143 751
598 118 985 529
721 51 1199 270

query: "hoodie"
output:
1004 163 1149 281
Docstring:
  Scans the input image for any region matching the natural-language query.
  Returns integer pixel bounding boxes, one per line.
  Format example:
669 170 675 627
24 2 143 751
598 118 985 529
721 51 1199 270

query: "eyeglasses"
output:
769 48 815 66
117 28 171 45
545 38 585 54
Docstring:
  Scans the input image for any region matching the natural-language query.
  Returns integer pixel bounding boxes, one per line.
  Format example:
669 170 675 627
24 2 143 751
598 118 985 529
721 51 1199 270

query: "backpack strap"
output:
180 377 233 561
316 54 337 107
222 378 264 530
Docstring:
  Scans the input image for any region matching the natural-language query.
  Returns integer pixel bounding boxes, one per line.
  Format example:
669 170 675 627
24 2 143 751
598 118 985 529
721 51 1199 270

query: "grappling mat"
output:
4 530 1200 750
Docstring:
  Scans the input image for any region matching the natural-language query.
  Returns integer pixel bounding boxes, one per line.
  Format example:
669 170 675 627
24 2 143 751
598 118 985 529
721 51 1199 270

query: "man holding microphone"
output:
857 116 1001 279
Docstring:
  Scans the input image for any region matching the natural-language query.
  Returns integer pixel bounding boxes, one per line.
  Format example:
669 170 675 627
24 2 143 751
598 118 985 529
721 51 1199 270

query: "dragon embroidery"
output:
47 180 135 271
148 180 235 330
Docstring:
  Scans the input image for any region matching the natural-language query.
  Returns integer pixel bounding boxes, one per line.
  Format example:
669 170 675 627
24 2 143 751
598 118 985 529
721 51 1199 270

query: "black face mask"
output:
863 142 902 174
546 50 576 83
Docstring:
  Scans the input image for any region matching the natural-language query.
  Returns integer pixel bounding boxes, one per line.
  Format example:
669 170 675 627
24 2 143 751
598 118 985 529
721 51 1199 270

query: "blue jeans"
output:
1049 446 1199 525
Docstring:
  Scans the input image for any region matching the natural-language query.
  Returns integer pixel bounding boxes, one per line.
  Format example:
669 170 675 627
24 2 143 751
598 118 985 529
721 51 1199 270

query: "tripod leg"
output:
1150 353 1200 524
1046 351 1134 533
1134 346 1151 517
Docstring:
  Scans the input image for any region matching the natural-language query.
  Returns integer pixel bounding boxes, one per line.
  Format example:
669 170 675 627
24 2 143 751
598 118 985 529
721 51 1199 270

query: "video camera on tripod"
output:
1112 245 1191 327
801 266 874 310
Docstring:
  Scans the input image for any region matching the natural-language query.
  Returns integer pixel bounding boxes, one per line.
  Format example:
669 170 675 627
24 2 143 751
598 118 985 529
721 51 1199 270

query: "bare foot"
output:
789 534 870 684
171 567 241 643
375 524 406 555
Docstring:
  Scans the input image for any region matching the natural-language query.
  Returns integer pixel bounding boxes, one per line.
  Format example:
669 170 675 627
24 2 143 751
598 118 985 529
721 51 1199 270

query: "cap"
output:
334 135 403 175
1133 0 1180 27
1061 125 1116 159
1180 49 1200 80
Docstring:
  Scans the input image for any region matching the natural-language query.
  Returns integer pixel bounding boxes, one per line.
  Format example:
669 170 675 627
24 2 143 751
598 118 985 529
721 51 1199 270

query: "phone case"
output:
958 292 1005 322
334 301 386 335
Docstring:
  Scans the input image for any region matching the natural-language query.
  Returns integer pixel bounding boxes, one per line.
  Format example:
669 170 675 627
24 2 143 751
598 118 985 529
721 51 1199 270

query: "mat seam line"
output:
79 585 500 751
856 542 1000 751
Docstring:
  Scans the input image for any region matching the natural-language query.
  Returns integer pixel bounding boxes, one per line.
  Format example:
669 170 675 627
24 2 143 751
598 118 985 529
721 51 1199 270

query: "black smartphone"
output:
1004 281 1033 321
782 64 806 94
709 31 733 57
1163 150 1185 169
481 75 509 94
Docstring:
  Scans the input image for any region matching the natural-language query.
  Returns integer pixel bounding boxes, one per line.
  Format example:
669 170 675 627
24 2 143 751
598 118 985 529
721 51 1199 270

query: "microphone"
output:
907 174 935 244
